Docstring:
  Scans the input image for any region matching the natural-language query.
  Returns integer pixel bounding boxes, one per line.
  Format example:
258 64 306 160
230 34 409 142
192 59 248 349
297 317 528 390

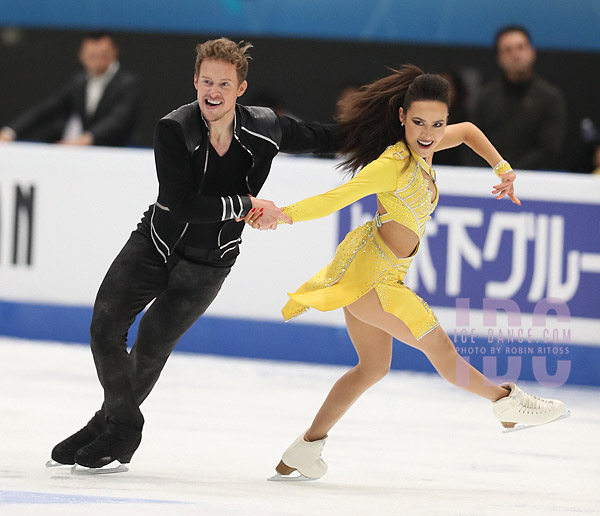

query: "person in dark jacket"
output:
0 32 140 147
465 25 566 171
47 38 339 471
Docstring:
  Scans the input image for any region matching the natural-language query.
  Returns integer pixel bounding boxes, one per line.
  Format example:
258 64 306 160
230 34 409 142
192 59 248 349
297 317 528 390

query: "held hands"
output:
236 196 292 230
492 161 521 206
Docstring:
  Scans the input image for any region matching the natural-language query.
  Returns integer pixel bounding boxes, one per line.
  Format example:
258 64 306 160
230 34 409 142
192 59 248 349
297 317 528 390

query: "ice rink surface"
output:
1 336 598 516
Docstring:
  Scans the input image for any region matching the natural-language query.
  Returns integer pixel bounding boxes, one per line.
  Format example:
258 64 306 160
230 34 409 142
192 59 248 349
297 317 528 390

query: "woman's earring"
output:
401 122 404 126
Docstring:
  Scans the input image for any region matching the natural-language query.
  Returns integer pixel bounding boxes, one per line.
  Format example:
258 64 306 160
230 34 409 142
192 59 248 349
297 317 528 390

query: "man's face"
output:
194 59 247 124
79 36 118 77
496 31 536 80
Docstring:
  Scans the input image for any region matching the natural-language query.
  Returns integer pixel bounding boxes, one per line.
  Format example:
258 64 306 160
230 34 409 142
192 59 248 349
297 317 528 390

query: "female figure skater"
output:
256 65 569 481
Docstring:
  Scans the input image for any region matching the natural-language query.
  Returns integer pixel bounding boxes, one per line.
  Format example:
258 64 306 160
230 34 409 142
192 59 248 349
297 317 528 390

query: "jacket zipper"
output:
232 112 255 196
166 124 210 257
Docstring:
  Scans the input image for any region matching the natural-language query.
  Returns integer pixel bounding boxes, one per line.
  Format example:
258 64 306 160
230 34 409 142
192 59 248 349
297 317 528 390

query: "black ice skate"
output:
73 430 141 473
46 425 99 468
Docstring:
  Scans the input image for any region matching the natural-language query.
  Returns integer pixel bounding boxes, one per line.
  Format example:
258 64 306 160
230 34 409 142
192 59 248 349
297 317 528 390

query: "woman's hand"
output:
492 171 521 205
236 196 289 230
237 207 262 227
278 212 293 225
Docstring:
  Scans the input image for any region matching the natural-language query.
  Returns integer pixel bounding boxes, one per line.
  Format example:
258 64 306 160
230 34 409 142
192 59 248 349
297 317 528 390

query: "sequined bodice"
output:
281 140 439 240
377 142 439 239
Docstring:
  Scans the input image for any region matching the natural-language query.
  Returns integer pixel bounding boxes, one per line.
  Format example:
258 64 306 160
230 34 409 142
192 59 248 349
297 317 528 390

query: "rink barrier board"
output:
1 299 597 387
1 143 599 387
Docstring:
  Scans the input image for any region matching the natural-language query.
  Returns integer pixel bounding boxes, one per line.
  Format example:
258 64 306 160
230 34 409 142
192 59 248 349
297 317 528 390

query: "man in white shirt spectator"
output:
0 32 140 147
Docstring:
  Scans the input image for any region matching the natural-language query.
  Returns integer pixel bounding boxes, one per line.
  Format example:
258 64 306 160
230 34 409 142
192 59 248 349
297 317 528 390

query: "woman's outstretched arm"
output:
243 154 399 230
437 122 520 205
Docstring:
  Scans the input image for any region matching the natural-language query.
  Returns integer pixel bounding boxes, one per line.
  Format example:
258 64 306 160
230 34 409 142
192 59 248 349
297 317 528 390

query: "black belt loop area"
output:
174 243 238 268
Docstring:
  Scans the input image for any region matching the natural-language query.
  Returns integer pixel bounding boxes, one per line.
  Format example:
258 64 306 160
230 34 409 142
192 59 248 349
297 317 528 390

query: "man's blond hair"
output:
195 38 253 84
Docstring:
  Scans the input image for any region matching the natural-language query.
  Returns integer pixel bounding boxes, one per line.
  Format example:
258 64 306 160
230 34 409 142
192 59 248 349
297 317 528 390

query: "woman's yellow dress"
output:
281 141 441 340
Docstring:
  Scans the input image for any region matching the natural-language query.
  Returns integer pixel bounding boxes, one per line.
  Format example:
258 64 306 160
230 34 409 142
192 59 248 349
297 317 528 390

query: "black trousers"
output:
87 227 231 438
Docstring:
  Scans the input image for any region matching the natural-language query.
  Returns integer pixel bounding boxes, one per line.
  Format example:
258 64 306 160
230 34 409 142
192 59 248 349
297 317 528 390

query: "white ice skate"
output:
268 432 328 481
45 460 69 468
70 461 129 475
493 383 570 433
45 458 127 473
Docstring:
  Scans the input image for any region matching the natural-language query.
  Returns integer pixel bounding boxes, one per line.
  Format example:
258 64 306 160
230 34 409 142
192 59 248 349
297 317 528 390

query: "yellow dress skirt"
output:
282 219 439 340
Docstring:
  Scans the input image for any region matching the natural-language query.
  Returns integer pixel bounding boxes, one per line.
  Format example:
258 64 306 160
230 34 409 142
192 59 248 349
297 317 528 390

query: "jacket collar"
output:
198 103 244 138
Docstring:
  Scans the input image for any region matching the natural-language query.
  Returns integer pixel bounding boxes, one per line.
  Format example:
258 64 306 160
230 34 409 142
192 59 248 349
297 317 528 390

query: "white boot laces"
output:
516 390 553 413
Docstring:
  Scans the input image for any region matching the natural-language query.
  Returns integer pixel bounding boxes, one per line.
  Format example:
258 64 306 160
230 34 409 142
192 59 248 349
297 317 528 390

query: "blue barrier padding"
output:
1 299 597 386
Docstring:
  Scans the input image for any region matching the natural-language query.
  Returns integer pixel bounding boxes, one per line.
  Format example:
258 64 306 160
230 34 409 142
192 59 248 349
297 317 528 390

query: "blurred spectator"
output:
465 25 567 171
0 32 140 147
435 70 468 165
572 118 600 174
593 145 600 175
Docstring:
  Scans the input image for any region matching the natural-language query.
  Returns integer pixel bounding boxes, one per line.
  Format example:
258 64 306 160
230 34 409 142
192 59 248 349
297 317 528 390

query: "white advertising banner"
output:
0 143 343 324
1 142 600 343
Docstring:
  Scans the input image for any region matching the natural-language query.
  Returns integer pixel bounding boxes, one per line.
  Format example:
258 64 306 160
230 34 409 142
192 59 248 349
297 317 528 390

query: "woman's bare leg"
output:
305 307 393 442
345 290 508 402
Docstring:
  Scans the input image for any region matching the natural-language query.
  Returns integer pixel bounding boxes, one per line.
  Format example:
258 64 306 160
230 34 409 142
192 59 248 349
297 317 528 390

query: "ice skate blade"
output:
71 461 129 475
268 471 316 482
45 460 72 468
501 410 571 433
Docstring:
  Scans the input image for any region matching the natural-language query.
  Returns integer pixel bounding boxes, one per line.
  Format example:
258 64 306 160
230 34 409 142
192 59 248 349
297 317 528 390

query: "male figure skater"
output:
48 38 339 471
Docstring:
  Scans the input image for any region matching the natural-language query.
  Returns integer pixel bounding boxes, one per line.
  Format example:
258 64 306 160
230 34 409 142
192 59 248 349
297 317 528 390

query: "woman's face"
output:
399 100 448 160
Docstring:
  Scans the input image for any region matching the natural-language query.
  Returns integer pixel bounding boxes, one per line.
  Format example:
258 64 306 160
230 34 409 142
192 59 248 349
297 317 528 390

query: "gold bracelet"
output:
493 160 514 178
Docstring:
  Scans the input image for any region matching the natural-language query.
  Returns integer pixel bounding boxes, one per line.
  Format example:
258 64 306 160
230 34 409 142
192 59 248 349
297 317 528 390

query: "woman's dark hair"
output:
337 64 450 174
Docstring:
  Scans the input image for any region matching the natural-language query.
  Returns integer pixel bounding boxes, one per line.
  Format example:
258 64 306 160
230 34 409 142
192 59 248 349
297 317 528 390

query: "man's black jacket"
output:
145 102 341 264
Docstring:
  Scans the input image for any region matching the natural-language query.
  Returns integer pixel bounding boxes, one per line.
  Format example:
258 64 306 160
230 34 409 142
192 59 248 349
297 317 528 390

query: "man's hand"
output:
58 132 94 146
0 127 16 142
236 196 286 230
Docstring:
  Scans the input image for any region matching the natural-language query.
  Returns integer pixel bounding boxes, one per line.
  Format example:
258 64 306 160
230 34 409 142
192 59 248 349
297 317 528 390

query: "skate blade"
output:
45 460 72 468
501 410 571 433
268 471 316 482
71 461 129 475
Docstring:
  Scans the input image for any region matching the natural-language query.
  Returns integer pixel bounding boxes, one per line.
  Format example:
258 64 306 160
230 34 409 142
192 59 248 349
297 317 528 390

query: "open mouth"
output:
204 98 223 108
417 139 433 148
